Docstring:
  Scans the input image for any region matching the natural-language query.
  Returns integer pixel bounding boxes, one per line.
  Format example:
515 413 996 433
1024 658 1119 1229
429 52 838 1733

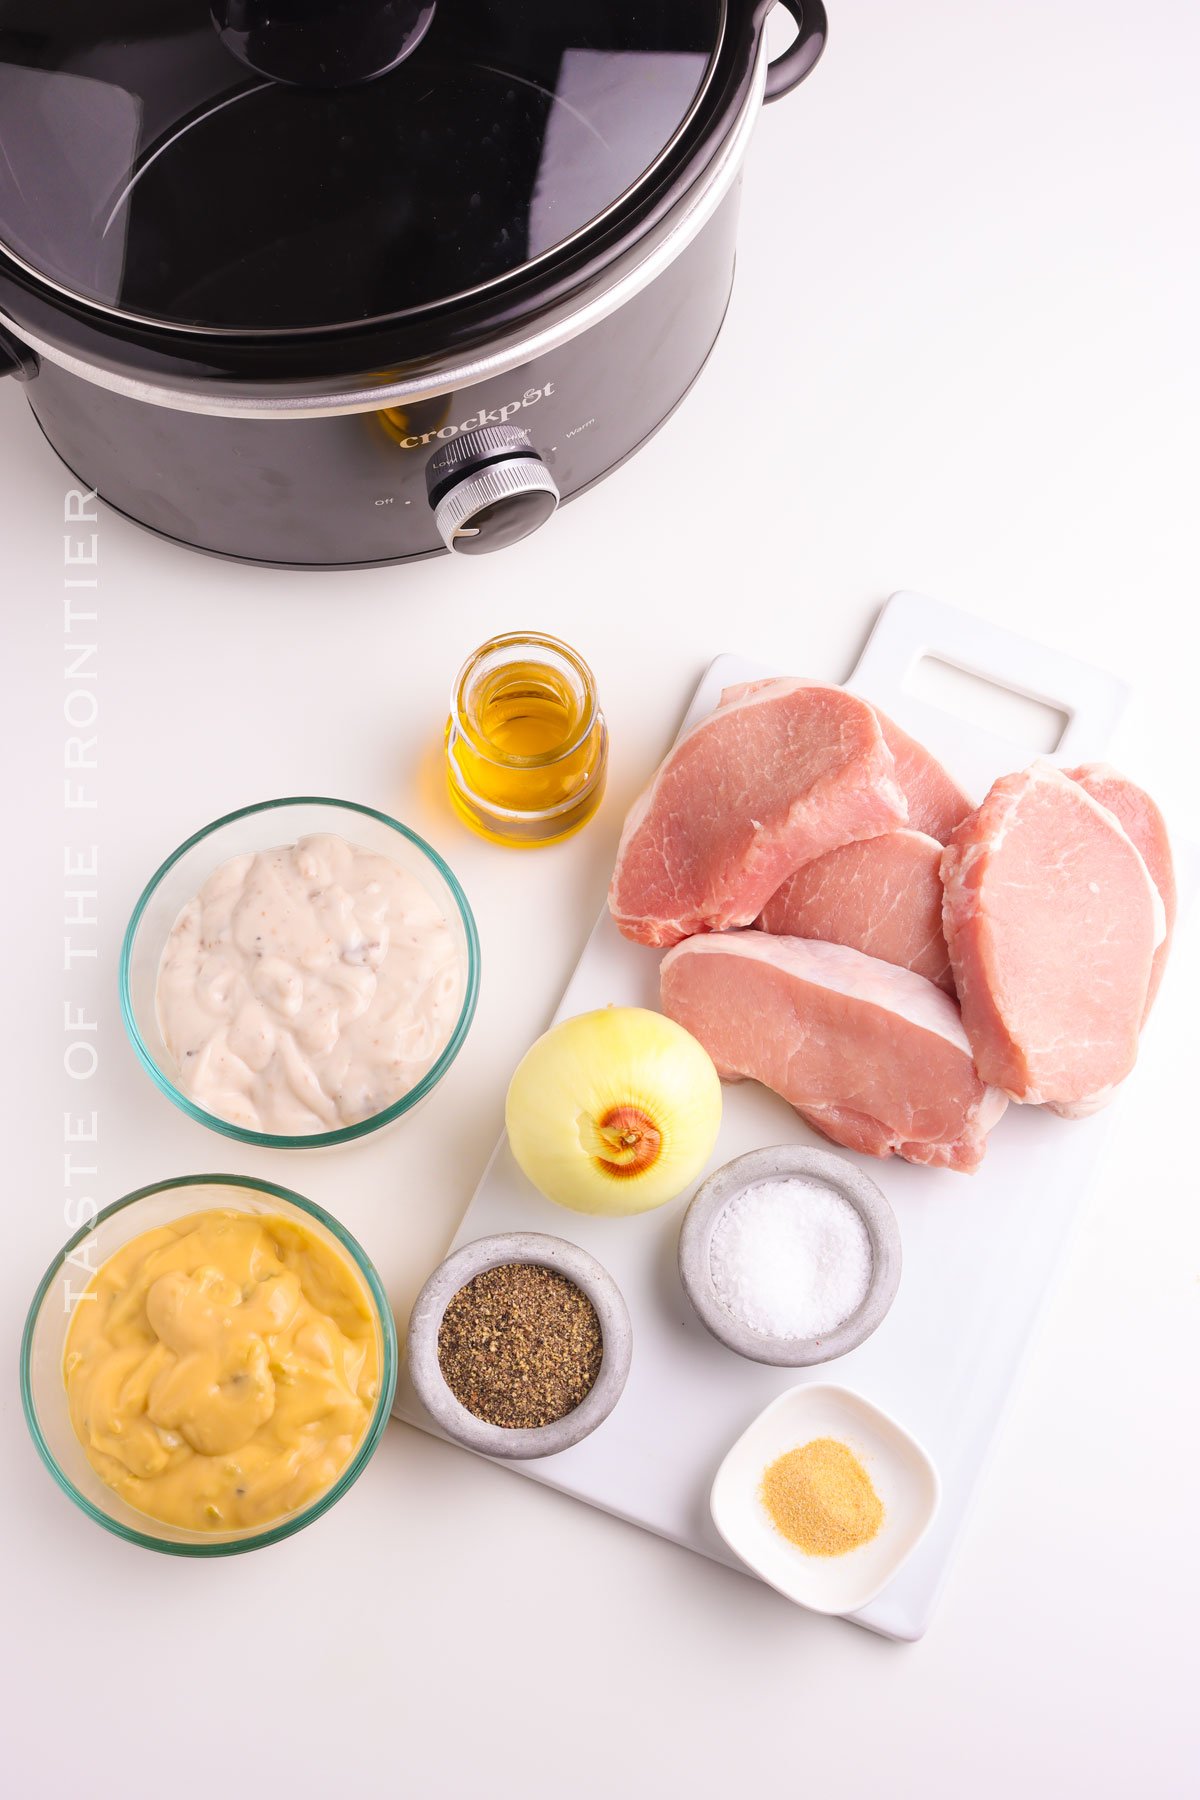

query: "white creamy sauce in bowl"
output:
155 833 465 1135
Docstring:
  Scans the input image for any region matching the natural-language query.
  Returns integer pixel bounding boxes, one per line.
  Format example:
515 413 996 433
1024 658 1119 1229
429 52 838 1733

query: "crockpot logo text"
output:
394 383 555 448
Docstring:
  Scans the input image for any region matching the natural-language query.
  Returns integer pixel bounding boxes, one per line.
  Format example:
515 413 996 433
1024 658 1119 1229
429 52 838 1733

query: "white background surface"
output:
2 2 1197 1794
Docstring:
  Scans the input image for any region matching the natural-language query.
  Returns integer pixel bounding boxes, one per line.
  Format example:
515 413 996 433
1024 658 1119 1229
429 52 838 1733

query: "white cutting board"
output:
394 590 1133 1641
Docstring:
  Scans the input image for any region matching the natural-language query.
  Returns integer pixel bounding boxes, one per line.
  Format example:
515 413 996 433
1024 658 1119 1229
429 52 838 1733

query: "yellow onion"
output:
505 1007 722 1216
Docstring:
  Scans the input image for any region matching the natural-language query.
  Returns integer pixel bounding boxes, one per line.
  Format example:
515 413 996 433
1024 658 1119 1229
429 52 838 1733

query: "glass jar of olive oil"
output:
445 632 608 846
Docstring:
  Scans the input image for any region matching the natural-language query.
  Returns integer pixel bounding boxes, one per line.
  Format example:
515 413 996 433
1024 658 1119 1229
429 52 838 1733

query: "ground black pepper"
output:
436 1262 604 1429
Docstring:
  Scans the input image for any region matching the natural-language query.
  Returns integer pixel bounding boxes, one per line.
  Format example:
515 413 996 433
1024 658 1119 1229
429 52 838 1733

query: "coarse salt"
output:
709 1178 872 1339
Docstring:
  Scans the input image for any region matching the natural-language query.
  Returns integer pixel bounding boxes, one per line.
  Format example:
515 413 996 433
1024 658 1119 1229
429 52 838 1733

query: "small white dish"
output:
710 1383 940 1616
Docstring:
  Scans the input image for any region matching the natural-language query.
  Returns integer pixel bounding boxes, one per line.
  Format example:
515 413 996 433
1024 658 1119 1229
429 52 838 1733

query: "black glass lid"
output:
0 0 726 335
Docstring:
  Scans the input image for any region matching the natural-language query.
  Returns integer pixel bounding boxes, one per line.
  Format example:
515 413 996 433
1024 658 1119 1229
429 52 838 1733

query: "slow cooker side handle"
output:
762 0 828 103
0 324 38 382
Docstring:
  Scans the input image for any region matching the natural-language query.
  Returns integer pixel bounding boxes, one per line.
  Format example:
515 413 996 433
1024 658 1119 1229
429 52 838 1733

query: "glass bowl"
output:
20 1174 399 1556
120 797 480 1149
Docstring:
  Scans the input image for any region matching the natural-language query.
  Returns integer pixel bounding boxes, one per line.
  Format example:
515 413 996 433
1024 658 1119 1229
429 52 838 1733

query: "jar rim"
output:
451 630 602 771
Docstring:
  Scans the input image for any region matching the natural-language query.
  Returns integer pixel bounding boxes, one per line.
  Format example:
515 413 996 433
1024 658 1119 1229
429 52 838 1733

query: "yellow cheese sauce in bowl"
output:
21 1177 397 1554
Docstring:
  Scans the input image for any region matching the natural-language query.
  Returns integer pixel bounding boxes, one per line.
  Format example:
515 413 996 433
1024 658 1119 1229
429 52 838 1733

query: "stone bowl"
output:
406 1232 633 1460
678 1145 902 1367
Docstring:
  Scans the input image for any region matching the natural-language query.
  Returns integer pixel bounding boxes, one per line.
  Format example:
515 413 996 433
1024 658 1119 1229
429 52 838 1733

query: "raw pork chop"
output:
758 829 955 992
941 765 1165 1109
1063 764 1175 1021
660 931 1006 1172
872 710 973 842
721 681 972 841
609 681 906 947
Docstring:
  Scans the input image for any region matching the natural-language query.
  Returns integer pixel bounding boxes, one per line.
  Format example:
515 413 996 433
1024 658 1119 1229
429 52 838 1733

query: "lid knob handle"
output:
211 0 436 89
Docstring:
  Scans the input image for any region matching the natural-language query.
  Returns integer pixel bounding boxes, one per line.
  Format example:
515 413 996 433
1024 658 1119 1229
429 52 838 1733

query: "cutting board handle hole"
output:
905 655 1069 754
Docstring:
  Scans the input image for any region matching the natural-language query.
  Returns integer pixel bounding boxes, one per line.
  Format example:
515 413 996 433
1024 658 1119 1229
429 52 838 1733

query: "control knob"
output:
427 426 560 555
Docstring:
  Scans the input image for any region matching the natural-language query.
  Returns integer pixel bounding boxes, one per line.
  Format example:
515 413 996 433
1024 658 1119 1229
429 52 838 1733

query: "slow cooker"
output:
0 1 827 566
